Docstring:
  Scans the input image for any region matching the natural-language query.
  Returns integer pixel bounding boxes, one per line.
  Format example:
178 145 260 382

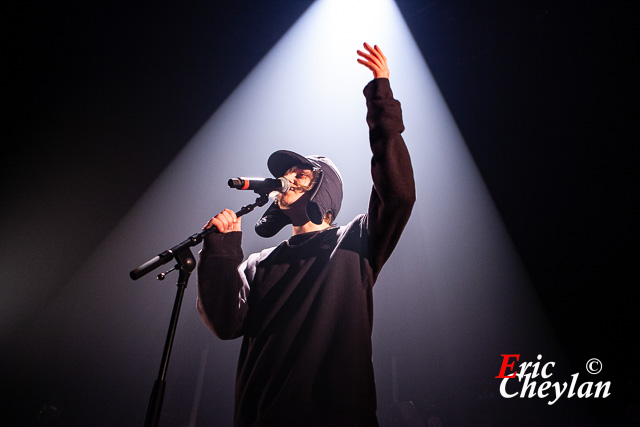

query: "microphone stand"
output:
130 193 270 427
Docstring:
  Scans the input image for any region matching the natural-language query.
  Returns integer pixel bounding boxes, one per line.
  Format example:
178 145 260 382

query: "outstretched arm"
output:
358 43 415 277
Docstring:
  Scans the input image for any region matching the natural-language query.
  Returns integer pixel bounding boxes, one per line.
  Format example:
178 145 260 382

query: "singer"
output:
197 43 415 426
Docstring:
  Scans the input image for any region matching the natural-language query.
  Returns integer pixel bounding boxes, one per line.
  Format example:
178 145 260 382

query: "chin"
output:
278 192 302 209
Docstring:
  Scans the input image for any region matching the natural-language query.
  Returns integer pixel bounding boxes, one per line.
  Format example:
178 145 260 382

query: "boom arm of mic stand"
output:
129 193 270 280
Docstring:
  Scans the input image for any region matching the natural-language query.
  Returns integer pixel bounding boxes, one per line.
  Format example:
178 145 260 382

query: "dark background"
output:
5 1 637 425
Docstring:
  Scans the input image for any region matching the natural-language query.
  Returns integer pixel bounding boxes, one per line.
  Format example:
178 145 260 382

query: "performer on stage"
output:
197 42 415 426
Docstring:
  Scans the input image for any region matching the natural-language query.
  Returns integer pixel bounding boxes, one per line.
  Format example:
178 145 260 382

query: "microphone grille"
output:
228 178 243 189
278 177 290 193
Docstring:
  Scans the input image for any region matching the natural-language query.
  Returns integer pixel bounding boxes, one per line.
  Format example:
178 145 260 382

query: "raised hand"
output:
357 43 390 79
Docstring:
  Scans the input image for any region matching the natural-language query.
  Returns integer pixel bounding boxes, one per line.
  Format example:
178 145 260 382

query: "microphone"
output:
228 177 290 194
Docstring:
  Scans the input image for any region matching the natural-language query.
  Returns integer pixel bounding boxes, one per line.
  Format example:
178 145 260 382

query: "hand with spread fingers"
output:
357 42 390 79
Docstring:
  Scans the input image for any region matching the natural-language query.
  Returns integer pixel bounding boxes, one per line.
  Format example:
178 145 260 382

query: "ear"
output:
322 211 334 225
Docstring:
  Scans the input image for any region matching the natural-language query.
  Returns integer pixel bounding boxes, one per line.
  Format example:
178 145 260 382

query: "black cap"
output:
255 150 343 238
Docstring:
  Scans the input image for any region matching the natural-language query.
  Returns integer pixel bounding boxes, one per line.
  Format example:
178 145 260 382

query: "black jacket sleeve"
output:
196 231 249 339
363 78 416 278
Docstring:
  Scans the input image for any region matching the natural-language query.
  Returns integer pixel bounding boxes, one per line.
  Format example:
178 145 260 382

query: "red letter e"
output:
495 354 520 378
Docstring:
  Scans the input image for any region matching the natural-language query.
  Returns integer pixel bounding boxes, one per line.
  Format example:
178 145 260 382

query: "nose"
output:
283 172 295 184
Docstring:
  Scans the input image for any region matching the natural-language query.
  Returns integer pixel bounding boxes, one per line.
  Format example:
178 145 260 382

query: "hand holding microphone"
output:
203 208 241 233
